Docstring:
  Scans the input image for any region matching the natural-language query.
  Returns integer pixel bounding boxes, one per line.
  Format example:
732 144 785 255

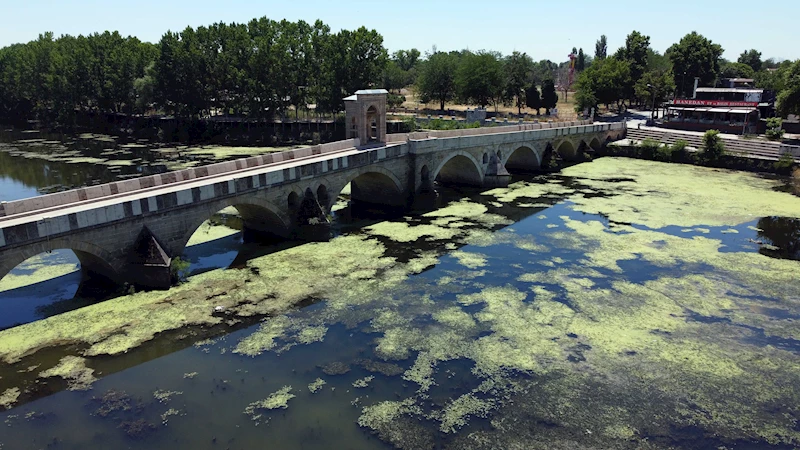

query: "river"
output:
1 129 800 449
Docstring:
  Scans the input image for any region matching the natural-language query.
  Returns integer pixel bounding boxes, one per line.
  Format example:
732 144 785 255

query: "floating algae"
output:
307 378 326 393
296 325 328 345
436 393 496 433
450 250 488 269
244 386 295 416
2 155 800 447
38 356 96 391
364 222 460 243
561 158 800 228
0 388 20 409
352 376 375 388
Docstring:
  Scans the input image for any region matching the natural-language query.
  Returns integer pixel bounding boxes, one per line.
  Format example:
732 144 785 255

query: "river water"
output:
1 130 800 449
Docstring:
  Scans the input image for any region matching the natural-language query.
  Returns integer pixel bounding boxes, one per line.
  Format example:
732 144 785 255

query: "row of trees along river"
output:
573 31 800 118
1 19 798 131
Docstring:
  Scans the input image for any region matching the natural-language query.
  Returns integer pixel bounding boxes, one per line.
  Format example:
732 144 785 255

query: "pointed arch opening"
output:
331 170 406 222
556 140 577 160
0 247 119 330
590 137 602 150
434 153 483 187
505 146 541 173
181 200 290 276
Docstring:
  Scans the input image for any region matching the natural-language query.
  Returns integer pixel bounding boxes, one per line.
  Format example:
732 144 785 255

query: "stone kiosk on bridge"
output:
344 89 388 145
0 92 624 290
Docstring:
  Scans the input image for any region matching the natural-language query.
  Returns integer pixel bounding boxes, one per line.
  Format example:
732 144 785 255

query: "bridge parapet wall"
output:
0 138 362 219
0 141 408 252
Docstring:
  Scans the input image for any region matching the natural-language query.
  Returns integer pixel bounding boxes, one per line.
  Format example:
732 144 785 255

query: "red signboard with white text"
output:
673 99 758 107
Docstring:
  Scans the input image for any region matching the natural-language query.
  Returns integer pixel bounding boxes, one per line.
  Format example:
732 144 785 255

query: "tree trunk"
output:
440 98 445 112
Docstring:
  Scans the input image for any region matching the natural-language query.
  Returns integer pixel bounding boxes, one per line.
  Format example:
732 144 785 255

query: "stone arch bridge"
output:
0 121 625 288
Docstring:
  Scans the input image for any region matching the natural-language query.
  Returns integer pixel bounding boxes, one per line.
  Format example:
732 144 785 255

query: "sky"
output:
1 0 799 63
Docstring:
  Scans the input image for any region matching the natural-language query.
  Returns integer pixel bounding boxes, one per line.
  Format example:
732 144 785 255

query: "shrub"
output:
655 145 674 162
388 94 406 109
640 138 661 151
170 257 191 284
424 118 480 130
402 116 419 132
670 140 688 152
765 117 785 141
774 152 796 173
702 130 725 160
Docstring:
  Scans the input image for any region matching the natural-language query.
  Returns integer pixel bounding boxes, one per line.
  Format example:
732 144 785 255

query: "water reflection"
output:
756 216 800 261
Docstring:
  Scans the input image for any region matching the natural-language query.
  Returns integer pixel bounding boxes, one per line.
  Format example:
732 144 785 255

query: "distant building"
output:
663 78 775 134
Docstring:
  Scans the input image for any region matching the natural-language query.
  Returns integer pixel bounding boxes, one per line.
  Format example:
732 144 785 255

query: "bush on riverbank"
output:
600 140 796 176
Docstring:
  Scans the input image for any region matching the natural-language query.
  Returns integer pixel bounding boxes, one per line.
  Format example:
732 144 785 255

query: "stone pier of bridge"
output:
0 90 626 289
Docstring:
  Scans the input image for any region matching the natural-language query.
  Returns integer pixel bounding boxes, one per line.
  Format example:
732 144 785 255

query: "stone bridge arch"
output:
589 136 602 150
503 144 543 172
552 138 579 161
318 165 406 211
432 151 484 187
0 238 120 286
175 194 291 257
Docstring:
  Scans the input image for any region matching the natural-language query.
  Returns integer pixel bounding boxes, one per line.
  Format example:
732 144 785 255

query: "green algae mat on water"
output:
1 157 800 449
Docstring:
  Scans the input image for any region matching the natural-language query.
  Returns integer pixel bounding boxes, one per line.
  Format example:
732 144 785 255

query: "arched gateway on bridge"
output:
0 92 625 290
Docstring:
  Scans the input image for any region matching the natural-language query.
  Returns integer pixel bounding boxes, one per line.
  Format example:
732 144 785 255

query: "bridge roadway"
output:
0 120 626 288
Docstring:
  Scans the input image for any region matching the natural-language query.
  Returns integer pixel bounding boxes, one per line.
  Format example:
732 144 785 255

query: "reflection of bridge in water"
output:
0 91 626 289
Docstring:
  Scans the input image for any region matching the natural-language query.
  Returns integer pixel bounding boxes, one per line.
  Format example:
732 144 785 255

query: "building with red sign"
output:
662 78 774 134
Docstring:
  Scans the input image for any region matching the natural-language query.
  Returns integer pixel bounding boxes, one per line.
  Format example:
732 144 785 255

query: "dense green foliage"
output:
595 35 607 60
765 117 785 141
0 18 388 122
541 79 558 114
455 51 505 108
416 51 459 111
667 32 724 98
154 18 386 118
615 31 651 101
0 32 156 122
719 62 755 80
574 57 631 112
525 84 542 115
702 130 726 160
635 70 676 110
776 60 800 118
738 49 763 72
504 51 534 114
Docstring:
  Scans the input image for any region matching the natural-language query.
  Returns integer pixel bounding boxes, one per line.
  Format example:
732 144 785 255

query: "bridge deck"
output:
0 144 372 229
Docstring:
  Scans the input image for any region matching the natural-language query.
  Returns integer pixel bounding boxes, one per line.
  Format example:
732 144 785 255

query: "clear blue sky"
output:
2 0 798 63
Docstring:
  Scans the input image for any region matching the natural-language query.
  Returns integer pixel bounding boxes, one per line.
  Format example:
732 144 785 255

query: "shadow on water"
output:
755 216 800 261
0 176 571 411
0 267 123 331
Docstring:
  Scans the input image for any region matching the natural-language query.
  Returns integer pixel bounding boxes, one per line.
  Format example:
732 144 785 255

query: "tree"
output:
383 60 408 93
595 35 607 60
541 79 558 114
525 83 541 115
574 57 631 112
776 60 800 118
719 62 755 80
417 51 458 111
504 51 533 114
635 70 676 110
455 51 505 109
738 49 762 72
577 48 586 71
615 31 650 103
667 32 724 97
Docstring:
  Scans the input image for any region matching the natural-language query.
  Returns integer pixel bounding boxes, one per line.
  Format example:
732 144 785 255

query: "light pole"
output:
647 84 657 123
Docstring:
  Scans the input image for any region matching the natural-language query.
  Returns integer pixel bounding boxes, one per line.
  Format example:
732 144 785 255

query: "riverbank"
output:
599 140 798 177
